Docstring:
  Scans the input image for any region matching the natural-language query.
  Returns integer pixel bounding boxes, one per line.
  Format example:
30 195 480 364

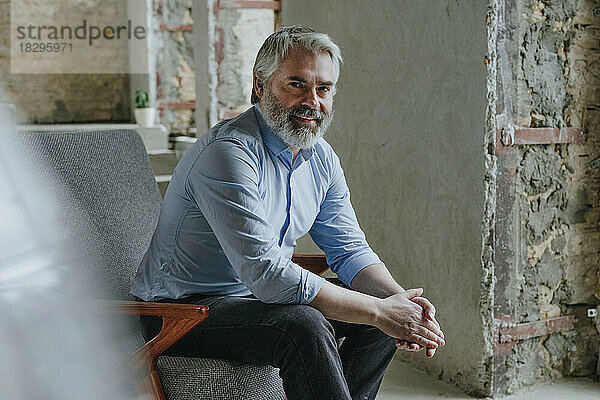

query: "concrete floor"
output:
377 358 600 400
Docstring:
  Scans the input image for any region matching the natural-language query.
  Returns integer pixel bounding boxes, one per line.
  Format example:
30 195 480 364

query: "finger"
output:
396 340 422 352
421 319 445 342
395 340 410 350
406 333 440 349
423 315 443 338
411 297 436 319
403 288 423 299
426 315 441 332
411 298 443 337
407 324 445 348
408 343 423 352
426 348 436 358
413 324 445 347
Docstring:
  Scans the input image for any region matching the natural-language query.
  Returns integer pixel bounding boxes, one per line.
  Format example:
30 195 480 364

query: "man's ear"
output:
253 75 263 100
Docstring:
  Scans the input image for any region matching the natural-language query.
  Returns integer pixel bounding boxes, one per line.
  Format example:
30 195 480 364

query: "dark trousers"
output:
140 281 397 400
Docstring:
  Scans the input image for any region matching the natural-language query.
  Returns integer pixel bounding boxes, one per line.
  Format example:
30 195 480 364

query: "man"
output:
131 25 444 400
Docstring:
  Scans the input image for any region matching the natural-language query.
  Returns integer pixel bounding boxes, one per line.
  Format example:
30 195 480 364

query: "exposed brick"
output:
499 316 575 343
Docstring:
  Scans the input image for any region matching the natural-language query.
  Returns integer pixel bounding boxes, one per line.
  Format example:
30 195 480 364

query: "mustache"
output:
288 107 323 122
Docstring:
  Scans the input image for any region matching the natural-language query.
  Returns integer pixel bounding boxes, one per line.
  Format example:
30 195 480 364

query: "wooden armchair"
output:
101 254 327 400
100 300 209 400
15 127 328 400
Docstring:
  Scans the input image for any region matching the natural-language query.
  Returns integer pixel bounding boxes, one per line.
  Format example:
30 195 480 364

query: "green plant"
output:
135 88 150 108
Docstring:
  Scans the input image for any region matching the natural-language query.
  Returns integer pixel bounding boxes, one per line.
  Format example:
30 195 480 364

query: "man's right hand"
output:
375 288 445 350
309 281 445 354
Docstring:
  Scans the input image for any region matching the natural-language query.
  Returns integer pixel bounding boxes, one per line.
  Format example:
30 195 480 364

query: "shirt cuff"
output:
296 267 326 304
335 251 383 287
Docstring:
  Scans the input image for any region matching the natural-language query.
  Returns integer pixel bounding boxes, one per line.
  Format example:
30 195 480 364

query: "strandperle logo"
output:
15 19 146 46
10 0 149 74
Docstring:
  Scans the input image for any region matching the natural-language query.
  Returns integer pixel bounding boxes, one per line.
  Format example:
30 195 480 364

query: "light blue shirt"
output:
131 105 383 303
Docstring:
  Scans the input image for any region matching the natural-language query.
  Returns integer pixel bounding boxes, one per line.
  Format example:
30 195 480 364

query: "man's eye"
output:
318 86 331 93
289 82 302 88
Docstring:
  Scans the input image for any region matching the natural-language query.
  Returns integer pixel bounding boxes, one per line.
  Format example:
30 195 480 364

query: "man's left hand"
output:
395 296 441 358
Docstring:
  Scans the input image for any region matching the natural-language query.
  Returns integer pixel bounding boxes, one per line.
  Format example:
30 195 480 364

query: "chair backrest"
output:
15 129 162 300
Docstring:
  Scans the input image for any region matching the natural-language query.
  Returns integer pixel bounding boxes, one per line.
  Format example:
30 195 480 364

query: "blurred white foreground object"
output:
0 103 135 400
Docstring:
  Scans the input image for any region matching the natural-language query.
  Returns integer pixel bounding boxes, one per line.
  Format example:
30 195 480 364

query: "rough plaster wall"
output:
494 0 600 394
215 7 274 118
284 1 490 396
482 0 499 396
155 0 196 134
0 0 129 123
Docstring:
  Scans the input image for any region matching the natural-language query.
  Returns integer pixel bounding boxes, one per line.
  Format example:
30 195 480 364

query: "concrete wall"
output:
492 0 600 395
283 1 490 396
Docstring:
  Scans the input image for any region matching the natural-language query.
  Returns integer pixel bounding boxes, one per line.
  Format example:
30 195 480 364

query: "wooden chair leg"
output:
131 317 207 400
137 369 167 400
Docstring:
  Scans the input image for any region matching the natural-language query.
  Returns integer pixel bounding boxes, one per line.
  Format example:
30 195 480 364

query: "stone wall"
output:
205 0 275 127
154 0 196 135
213 5 274 121
491 0 600 395
0 0 130 124
157 0 275 136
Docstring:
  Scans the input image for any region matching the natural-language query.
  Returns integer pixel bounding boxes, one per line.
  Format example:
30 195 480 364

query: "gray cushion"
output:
158 357 285 400
15 129 161 300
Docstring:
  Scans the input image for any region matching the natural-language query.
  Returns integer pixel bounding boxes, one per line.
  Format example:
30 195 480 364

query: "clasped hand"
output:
378 288 444 358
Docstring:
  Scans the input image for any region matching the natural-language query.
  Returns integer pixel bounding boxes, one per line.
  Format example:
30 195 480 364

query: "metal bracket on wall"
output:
496 127 584 155
496 315 575 344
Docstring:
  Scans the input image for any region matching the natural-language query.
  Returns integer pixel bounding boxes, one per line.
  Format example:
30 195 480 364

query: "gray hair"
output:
251 25 343 104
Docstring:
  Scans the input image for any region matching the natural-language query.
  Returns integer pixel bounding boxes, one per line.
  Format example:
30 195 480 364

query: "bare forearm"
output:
309 280 381 325
350 263 405 298
309 280 445 349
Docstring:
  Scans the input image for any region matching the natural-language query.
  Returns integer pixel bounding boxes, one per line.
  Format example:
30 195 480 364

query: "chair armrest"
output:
97 299 209 318
292 254 329 275
94 256 323 400
96 299 209 400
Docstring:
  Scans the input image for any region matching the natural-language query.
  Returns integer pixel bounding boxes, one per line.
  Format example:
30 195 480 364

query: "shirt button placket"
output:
279 168 293 247
278 149 295 247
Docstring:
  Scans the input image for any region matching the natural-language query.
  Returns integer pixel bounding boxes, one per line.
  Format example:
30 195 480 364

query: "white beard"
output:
260 88 334 149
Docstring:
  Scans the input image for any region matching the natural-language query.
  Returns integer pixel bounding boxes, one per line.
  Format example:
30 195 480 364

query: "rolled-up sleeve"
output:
309 152 383 287
185 137 324 304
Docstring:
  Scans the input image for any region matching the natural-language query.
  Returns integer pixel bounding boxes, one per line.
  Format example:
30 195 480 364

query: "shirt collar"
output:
254 104 314 160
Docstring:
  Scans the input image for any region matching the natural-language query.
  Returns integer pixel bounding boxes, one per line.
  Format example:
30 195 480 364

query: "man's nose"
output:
301 88 319 108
